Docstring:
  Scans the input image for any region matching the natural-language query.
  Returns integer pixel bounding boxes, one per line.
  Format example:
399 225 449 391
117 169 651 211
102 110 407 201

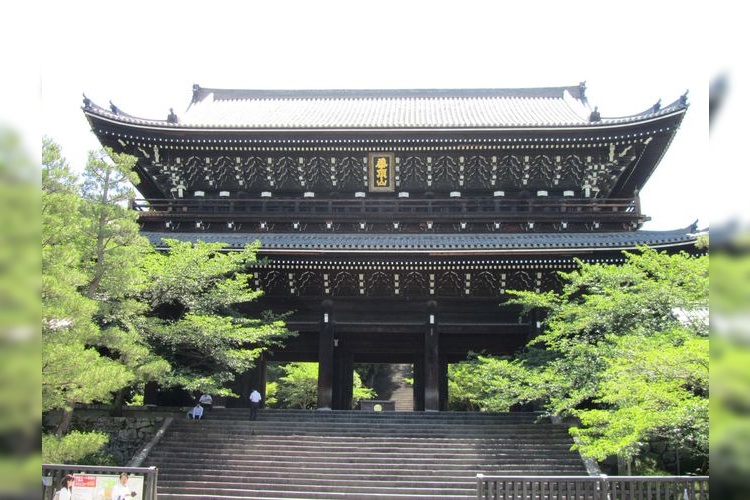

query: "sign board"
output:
368 152 395 192
69 474 144 500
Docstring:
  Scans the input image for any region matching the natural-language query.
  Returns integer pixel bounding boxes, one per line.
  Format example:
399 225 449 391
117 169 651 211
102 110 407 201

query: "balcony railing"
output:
133 197 641 223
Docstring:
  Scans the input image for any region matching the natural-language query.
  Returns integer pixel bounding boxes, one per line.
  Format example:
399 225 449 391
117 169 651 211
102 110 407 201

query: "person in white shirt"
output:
198 393 213 411
249 389 262 421
187 403 204 420
110 472 136 500
56 474 74 500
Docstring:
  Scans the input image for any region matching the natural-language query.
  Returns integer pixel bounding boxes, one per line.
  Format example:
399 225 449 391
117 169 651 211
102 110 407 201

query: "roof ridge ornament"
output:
82 93 91 109
680 90 689 106
109 100 120 115
578 81 587 101
589 106 601 122
651 98 661 113
167 107 179 123
191 83 202 105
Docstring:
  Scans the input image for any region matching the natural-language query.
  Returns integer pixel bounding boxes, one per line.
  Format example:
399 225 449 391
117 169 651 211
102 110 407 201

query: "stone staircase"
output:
388 364 414 411
145 410 588 499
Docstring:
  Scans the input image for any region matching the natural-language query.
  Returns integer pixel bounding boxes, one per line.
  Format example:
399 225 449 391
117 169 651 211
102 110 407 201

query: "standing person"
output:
199 393 213 411
55 474 74 500
111 472 137 499
249 389 262 421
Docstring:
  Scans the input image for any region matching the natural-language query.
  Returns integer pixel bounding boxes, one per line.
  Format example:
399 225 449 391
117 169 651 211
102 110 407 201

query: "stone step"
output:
171 420 562 430
156 467 583 481
199 411 543 422
155 446 578 459
145 410 588 498
168 421 570 434
166 430 571 440
158 480 475 496
149 444 581 458
156 489 473 499
147 455 586 469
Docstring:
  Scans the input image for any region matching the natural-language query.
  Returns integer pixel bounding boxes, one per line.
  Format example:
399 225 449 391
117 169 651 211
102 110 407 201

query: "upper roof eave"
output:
82 101 687 135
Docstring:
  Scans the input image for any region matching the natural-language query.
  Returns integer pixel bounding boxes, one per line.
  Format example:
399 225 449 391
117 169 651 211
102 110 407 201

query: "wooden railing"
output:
42 464 158 500
132 197 641 222
476 474 709 499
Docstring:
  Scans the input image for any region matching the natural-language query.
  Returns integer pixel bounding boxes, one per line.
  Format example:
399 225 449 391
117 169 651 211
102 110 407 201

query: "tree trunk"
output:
55 407 74 436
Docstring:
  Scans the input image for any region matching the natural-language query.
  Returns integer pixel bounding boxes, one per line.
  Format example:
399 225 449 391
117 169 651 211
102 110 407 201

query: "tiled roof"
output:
142 227 699 254
84 84 688 130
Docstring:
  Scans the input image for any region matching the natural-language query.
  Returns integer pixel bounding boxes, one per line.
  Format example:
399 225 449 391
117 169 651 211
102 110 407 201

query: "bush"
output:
42 431 108 464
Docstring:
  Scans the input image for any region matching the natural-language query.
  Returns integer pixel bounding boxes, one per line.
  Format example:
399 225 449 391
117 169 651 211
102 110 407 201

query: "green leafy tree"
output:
571 328 708 465
277 362 319 409
2 127 42 491
80 147 170 416
42 138 292 462
448 354 545 412
42 139 137 436
457 247 708 472
276 362 374 409
353 371 376 405
136 239 292 396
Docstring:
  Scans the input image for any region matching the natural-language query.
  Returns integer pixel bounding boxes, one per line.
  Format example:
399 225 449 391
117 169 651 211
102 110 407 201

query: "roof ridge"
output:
190 85 586 104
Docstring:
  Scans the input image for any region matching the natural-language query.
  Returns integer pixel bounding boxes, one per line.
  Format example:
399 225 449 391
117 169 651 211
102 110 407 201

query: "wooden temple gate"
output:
84 83 699 411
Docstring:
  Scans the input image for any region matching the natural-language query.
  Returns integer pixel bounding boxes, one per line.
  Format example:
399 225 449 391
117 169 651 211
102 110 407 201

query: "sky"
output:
29 1 746 231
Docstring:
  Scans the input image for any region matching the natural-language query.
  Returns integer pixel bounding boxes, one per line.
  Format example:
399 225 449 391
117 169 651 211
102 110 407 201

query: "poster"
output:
70 474 145 500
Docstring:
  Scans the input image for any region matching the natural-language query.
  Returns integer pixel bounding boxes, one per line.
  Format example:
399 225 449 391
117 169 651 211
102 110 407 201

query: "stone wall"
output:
45 406 183 465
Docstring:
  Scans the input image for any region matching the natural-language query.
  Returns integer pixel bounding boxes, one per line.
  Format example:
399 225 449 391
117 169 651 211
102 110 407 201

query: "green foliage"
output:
42 430 108 464
275 362 374 409
458 247 708 470
448 354 546 412
1 127 41 493
571 329 708 462
710 240 750 491
42 136 290 429
353 371 376 403
43 138 142 420
277 362 319 409
137 239 292 395
264 381 278 407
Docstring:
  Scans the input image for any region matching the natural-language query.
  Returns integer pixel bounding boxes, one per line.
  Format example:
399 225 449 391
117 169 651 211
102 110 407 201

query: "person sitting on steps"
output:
199 393 213 411
187 403 203 420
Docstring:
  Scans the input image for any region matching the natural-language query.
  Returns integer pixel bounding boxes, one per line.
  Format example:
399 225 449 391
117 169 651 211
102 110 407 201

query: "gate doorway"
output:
355 363 414 411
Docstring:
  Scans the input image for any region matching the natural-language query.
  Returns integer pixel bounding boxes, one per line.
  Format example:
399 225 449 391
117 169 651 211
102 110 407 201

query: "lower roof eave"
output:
247 241 697 256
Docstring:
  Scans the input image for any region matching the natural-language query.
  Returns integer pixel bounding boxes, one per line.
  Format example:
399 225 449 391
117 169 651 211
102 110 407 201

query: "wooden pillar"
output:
424 301 440 411
439 358 449 411
413 356 425 411
317 300 334 410
334 347 354 410
258 355 268 408
144 381 159 406
226 362 265 408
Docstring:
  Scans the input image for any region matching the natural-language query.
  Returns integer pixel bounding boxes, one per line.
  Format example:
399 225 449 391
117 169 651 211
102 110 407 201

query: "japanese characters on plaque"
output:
368 152 395 192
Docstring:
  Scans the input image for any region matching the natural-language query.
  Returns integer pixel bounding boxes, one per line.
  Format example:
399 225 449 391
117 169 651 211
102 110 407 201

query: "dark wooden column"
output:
424 301 440 411
439 358 449 411
226 362 265 408
413 356 425 411
144 381 159 406
317 300 334 410
333 346 354 410
258 355 268 408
